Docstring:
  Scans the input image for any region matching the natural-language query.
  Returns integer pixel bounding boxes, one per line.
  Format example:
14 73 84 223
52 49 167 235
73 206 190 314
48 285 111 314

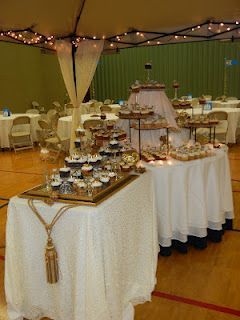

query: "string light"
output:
220 23 224 26
227 27 231 31
93 36 96 39
236 21 239 25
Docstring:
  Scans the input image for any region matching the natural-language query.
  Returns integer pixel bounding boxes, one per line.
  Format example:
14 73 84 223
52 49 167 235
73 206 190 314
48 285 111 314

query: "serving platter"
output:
19 173 139 206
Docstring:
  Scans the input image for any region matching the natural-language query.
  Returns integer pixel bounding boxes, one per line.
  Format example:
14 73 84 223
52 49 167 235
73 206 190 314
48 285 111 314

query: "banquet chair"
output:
38 121 69 155
9 116 33 152
32 101 40 108
94 102 103 112
40 113 48 122
47 109 57 123
83 119 103 129
26 109 39 114
52 101 62 111
226 97 238 101
66 103 74 116
100 105 112 112
203 95 212 101
104 99 113 105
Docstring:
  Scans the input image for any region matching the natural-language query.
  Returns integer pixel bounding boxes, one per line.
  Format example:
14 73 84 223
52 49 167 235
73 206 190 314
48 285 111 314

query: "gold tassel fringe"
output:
45 237 59 284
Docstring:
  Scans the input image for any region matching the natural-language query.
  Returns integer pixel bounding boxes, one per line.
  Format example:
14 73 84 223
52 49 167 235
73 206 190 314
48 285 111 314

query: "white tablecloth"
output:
128 90 177 128
0 114 40 148
145 148 234 247
212 100 240 109
57 113 119 139
188 107 240 143
5 173 158 320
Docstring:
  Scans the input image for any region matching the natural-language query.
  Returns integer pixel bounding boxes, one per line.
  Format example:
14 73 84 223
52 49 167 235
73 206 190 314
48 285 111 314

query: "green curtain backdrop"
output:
93 40 240 101
0 41 66 113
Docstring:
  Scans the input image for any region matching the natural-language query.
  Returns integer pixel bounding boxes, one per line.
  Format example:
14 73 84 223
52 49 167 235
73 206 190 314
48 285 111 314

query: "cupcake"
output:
100 175 110 183
91 180 103 192
109 139 119 149
81 164 93 176
51 181 61 191
59 167 71 179
108 171 117 181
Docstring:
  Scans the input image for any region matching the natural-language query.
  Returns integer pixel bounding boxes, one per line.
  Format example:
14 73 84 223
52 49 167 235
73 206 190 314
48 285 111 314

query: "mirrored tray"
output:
19 173 139 206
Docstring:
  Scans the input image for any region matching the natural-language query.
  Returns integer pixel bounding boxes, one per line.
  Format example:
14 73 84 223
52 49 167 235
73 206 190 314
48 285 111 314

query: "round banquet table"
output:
212 100 240 109
144 147 234 250
57 113 119 139
0 113 41 148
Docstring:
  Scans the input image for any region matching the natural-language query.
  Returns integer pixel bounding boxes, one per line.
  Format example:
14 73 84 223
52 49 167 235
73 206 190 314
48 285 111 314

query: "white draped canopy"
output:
56 39 104 152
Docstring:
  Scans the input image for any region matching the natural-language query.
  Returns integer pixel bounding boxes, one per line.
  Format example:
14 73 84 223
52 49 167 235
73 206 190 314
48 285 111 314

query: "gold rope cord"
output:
28 199 79 284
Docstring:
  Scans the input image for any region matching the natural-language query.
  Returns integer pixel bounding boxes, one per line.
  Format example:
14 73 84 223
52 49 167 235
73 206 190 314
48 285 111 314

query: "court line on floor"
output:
232 179 240 182
152 291 240 317
0 169 43 176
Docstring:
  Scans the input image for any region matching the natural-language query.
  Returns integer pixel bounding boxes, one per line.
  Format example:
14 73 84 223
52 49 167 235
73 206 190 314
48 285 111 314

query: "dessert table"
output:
0 113 40 148
144 147 233 248
212 100 240 109
57 113 119 139
5 172 158 320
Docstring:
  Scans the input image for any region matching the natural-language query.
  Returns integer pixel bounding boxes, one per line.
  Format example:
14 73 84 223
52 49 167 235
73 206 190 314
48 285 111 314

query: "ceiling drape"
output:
56 39 104 153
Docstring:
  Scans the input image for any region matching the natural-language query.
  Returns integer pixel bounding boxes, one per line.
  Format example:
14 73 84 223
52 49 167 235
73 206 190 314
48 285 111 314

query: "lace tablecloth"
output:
144 148 234 247
5 172 158 320
0 114 40 148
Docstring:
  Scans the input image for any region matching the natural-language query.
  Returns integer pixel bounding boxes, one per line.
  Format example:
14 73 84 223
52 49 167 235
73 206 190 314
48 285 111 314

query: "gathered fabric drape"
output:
56 39 104 152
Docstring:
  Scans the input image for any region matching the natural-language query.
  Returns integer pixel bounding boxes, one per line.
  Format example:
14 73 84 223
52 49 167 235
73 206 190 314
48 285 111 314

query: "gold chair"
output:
104 99 113 105
26 109 40 114
47 109 57 123
100 105 112 112
9 116 33 152
66 103 74 116
83 119 103 130
226 97 238 101
38 120 70 158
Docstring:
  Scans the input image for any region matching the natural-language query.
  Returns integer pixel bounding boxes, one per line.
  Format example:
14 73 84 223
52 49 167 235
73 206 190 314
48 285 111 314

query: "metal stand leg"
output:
189 128 192 140
129 119 131 142
138 119 142 159
209 127 212 143
195 128 197 142
166 127 169 154
213 126 216 146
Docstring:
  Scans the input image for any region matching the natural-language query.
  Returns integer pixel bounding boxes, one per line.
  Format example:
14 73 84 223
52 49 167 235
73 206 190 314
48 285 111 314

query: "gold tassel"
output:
45 237 59 284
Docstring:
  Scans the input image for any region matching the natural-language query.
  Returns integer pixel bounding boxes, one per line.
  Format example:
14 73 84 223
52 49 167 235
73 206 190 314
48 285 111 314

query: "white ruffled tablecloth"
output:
144 147 234 247
5 172 159 320
212 100 240 109
57 113 119 139
128 90 177 128
0 114 40 148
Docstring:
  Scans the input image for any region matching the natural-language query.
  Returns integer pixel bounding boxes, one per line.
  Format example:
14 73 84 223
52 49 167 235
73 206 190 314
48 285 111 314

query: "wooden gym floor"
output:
0 146 239 320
